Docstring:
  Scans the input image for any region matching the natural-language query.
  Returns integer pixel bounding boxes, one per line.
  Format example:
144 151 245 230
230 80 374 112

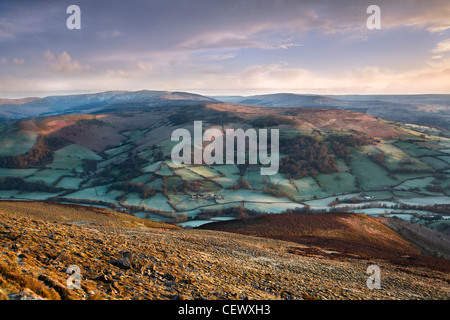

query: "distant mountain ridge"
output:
2 90 449 129
0 90 218 122
0 89 449 236
212 93 450 129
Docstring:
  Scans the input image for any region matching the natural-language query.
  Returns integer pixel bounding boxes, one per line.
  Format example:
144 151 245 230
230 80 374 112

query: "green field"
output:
0 190 20 198
304 193 361 210
55 177 84 189
104 143 133 157
168 194 216 211
142 161 162 173
350 148 397 190
49 144 101 172
130 173 154 183
147 178 163 189
98 153 128 168
135 193 175 212
210 164 240 188
215 189 295 204
65 187 122 204
336 158 350 172
392 172 434 182
366 190 394 200
155 163 174 176
0 168 38 178
266 173 298 197
292 176 328 200
0 124 38 156
27 169 73 185
393 141 443 158
398 196 450 206
188 166 221 178
420 157 449 170
438 155 450 164
316 172 357 195
122 129 148 141
1 120 448 225
174 168 204 181
165 176 182 190
245 169 269 190
166 160 186 169
394 176 447 196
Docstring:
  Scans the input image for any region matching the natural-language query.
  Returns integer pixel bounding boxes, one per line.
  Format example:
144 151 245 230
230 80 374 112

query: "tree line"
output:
0 177 63 193
278 136 337 179
0 136 71 169
108 180 156 199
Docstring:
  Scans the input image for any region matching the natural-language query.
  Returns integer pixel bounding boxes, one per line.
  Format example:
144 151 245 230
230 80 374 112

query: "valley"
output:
0 92 448 233
0 90 449 301
2 0 449 304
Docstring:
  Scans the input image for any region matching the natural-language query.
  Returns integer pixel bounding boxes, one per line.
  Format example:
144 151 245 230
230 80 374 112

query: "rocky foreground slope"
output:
0 201 448 300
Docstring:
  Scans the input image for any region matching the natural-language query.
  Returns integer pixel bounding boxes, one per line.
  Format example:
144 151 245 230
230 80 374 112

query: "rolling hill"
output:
200 212 450 271
0 90 448 233
0 90 449 300
0 90 218 122
0 201 448 300
213 93 450 130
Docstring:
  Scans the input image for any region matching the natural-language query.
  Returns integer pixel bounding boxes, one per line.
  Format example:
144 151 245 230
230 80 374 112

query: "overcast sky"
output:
1 0 450 98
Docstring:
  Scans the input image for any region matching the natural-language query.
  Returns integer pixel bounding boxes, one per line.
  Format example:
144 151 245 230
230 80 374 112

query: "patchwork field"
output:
0 103 448 230
350 148 397 190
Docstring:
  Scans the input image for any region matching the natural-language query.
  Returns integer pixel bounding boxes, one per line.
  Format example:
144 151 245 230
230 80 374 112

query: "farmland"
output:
0 123 38 157
0 102 448 231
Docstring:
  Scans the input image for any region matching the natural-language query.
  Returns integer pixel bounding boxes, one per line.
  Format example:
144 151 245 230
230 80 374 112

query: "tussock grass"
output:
0 260 60 300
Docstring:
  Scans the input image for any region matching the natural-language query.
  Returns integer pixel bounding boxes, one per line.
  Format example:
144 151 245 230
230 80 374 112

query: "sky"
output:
1 0 450 98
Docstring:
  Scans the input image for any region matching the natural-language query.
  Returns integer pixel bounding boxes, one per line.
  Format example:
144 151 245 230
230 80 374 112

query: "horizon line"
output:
2 89 450 100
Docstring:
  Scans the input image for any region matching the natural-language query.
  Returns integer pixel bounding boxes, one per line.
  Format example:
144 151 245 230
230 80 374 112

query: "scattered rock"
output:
54 252 70 263
164 281 177 287
119 250 132 260
0 204 448 300
115 258 132 270
163 273 176 281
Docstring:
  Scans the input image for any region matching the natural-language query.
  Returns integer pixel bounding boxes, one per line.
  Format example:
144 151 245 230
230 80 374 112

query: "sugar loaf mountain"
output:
0 90 449 300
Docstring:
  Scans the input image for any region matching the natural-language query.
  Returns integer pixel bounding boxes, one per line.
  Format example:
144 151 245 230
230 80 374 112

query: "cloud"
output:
106 69 135 78
1 0 450 96
178 32 263 51
44 50 91 75
197 53 236 61
135 61 154 71
12 58 24 66
432 38 450 53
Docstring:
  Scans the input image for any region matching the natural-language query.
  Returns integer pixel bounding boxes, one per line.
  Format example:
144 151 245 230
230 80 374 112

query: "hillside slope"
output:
213 93 450 129
200 213 450 273
0 202 448 300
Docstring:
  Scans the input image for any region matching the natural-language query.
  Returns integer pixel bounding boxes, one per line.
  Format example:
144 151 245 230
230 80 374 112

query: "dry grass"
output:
202 212 450 273
0 201 448 300
0 252 60 300
0 200 179 230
